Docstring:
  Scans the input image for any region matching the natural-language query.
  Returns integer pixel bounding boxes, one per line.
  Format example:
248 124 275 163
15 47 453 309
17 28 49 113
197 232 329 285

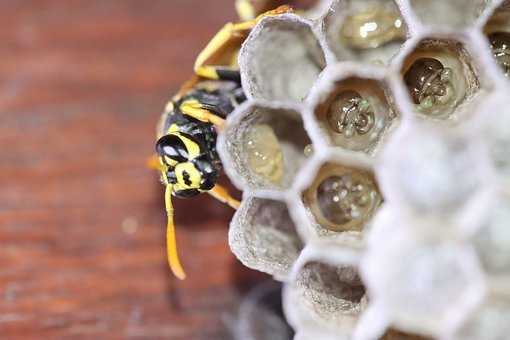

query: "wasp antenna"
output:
208 184 241 210
165 185 186 280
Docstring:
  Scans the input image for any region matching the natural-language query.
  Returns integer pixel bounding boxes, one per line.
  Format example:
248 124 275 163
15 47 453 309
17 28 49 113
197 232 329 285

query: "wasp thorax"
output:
327 90 375 138
404 57 455 114
244 124 284 184
488 32 510 77
340 5 406 50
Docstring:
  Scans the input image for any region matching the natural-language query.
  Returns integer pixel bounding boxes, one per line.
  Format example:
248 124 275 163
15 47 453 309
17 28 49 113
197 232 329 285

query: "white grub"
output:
219 100 311 191
323 0 408 64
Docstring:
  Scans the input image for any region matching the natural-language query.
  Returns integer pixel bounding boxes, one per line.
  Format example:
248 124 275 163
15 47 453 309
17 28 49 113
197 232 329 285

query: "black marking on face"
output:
182 170 192 186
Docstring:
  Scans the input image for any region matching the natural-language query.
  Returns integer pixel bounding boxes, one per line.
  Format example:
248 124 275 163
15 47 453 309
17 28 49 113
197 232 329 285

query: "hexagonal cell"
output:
240 14 326 101
284 243 367 334
399 38 480 119
311 69 398 154
408 0 489 30
302 161 383 235
472 192 510 277
377 121 489 218
296 261 366 316
452 296 510 340
219 101 311 191
323 0 408 64
229 196 303 280
483 1 510 78
361 238 485 337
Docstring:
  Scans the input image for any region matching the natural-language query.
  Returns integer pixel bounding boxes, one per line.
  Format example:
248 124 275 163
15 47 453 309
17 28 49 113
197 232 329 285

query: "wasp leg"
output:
194 21 246 81
147 154 165 171
179 99 226 130
208 184 241 210
236 0 257 21
165 185 186 280
194 6 291 81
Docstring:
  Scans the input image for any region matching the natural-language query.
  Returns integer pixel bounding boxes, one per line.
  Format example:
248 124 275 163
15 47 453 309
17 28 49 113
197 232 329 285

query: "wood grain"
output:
0 1 269 338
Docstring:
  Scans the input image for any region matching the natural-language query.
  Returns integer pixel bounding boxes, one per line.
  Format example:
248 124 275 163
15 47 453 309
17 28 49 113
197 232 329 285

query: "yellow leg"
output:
208 184 241 210
165 185 186 280
147 154 165 171
236 0 257 20
180 99 225 130
194 6 291 81
194 22 246 80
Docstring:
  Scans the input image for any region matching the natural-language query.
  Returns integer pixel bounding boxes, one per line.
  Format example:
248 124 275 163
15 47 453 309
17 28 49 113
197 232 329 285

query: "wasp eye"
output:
327 90 375 138
404 57 455 114
488 32 510 77
155 135 188 163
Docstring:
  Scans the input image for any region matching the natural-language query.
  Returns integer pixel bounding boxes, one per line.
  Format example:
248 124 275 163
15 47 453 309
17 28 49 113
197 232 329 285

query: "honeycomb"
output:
216 0 510 338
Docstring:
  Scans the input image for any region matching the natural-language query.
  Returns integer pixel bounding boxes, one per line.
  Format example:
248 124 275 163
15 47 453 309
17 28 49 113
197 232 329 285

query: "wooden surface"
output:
0 1 270 338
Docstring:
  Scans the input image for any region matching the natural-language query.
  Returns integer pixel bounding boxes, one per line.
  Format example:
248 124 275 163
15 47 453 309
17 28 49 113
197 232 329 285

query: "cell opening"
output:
241 16 326 101
400 39 479 119
295 261 367 318
303 163 382 232
314 77 397 153
230 197 303 278
484 1 510 78
222 104 311 191
325 0 408 64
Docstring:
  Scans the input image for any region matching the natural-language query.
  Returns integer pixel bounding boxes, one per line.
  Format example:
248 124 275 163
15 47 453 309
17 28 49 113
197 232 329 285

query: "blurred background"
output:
0 1 288 338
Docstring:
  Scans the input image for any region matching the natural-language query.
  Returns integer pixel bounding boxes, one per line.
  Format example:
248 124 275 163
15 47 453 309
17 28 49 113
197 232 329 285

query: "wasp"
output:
152 6 291 280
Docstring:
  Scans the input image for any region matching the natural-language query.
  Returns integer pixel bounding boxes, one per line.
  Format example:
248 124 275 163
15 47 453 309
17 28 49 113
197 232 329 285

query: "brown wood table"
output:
0 1 270 338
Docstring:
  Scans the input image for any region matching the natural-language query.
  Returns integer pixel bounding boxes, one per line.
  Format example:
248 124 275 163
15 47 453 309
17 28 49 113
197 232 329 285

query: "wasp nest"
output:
217 0 510 338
